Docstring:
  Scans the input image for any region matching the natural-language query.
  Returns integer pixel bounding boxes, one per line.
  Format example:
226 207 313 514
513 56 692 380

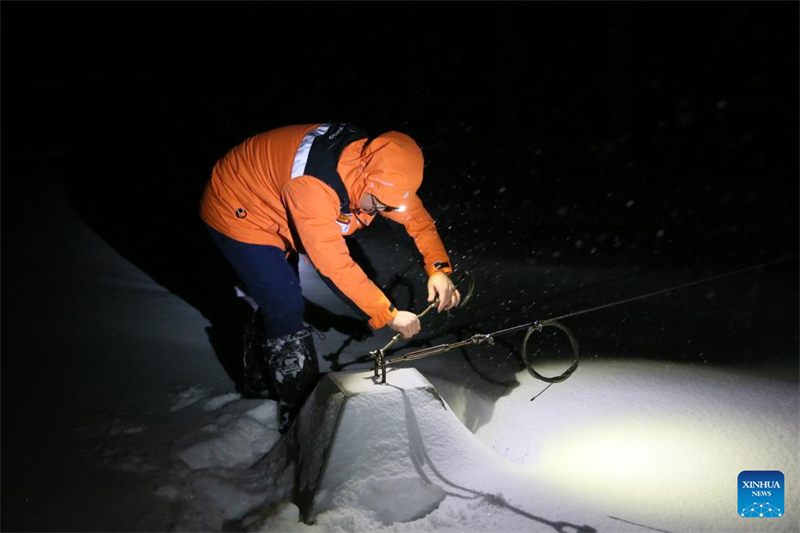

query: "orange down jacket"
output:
199 124 453 329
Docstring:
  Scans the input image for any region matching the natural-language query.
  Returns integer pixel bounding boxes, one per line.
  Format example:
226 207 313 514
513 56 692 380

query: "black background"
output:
4 2 797 268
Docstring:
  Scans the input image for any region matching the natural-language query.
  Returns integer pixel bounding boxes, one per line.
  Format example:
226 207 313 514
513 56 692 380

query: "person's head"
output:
360 131 424 213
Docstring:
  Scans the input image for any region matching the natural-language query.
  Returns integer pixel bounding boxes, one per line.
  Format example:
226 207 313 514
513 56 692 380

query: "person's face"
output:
359 194 396 213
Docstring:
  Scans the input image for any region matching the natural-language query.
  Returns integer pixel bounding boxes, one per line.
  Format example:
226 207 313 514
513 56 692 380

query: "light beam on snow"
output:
528 411 782 523
472 359 799 526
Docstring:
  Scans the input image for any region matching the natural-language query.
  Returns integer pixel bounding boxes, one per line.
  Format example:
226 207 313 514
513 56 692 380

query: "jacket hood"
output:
339 131 425 213
360 131 424 211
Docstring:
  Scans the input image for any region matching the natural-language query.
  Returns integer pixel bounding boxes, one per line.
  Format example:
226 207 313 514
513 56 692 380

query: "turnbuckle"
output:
371 349 388 384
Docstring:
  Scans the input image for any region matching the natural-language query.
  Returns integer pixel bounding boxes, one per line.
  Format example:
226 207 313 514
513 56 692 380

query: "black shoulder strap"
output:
303 123 368 214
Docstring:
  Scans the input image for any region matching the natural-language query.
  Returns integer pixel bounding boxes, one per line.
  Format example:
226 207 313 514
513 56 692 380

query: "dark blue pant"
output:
206 225 305 338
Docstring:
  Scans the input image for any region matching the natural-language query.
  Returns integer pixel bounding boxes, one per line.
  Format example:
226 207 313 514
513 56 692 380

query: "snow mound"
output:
293 368 515 524
204 392 242 411
178 401 281 469
170 386 208 411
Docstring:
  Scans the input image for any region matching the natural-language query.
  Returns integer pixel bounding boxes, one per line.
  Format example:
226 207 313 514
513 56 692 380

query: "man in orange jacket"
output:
200 123 460 432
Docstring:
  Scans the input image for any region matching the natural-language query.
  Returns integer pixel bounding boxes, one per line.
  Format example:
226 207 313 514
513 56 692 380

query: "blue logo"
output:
738 470 784 518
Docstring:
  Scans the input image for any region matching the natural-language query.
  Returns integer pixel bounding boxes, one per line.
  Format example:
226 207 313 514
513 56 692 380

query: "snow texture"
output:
177 402 281 470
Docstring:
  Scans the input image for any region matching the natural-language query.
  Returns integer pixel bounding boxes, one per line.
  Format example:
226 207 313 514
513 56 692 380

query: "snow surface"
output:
2 171 798 533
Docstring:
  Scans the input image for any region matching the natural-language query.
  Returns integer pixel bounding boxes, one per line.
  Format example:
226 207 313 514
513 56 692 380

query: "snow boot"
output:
263 327 320 433
240 324 277 400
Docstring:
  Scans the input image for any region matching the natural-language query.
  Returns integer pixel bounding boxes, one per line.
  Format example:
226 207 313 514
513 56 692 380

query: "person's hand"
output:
388 310 421 339
427 273 461 312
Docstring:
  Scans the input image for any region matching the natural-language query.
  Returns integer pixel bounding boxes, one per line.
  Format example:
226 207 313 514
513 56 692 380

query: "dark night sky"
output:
2 2 798 270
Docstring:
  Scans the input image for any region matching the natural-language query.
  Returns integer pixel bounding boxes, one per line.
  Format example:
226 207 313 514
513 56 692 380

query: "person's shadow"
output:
62 106 372 393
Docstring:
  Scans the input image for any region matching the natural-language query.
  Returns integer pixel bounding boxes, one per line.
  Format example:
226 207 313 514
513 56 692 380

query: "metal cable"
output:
547 254 798 323
373 254 798 385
